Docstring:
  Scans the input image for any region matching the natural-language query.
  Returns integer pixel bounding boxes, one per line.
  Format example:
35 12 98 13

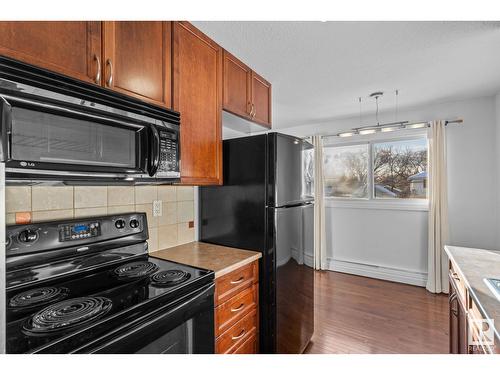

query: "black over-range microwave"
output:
0 56 180 184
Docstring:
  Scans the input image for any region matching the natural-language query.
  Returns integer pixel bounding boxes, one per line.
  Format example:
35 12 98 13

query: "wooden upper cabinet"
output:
251 71 272 127
223 51 252 119
0 22 101 84
222 50 272 128
103 21 171 108
173 22 223 185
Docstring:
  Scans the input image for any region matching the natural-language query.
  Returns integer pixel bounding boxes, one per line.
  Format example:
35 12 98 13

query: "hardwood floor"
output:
304 271 449 354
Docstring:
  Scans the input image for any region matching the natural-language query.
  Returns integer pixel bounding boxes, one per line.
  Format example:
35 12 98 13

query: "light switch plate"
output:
152 200 162 217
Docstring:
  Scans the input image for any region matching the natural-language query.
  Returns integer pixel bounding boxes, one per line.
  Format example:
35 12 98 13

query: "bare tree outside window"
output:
323 137 428 200
323 144 368 198
373 138 428 199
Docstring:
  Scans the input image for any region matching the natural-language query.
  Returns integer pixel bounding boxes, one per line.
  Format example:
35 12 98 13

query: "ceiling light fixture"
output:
369 91 384 126
381 126 400 132
328 89 464 139
358 128 378 135
405 122 428 129
338 131 356 137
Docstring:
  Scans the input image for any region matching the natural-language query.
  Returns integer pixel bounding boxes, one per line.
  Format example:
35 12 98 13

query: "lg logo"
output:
19 161 35 167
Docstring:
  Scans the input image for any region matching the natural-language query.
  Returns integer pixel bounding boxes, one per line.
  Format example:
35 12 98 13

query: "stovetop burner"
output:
151 269 191 287
23 296 112 336
9 287 70 309
113 261 159 280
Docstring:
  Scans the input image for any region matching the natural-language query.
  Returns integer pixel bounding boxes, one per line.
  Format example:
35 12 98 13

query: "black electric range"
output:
5 213 215 354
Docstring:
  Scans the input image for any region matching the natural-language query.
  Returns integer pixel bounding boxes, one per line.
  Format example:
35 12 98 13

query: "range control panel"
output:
59 221 101 242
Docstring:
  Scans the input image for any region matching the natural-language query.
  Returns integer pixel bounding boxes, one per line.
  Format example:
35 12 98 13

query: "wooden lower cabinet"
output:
449 260 499 354
214 261 259 354
449 273 468 354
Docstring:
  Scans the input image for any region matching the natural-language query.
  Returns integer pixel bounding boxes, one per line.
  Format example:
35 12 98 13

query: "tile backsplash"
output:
5 185 195 252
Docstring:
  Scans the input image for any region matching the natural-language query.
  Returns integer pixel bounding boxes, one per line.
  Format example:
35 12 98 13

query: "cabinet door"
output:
449 278 469 354
449 291 459 354
223 51 252 119
251 71 272 127
103 21 171 108
0 21 101 84
173 22 223 185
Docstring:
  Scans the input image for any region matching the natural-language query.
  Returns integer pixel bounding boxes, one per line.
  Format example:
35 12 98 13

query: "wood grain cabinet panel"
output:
222 50 272 128
103 21 171 108
215 261 258 306
173 21 223 185
251 71 272 127
216 309 258 354
214 260 259 354
230 331 258 354
223 51 252 119
0 21 101 84
215 283 258 336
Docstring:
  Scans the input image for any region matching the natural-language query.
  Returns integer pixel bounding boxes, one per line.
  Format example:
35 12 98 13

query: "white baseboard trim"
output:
326 258 427 287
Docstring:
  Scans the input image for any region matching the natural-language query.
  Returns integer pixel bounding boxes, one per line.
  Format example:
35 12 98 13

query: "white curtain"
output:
312 135 327 270
426 120 449 294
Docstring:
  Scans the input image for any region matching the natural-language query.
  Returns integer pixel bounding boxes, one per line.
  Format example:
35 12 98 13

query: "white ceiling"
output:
193 21 500 129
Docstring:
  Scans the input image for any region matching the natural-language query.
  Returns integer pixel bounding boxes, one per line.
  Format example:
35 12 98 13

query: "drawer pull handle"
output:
232 330 246 340
452 272 460 281
231 303 245 312
230 276 245 285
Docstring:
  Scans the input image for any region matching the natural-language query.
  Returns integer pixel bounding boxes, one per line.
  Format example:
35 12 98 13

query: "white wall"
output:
281 96 499 285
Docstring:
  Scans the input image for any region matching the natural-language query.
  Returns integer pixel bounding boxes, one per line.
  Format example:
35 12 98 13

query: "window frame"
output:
323 129 429 211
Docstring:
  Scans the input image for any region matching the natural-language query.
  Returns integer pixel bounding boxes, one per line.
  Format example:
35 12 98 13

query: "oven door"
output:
76 283 215 354
0 93 152 179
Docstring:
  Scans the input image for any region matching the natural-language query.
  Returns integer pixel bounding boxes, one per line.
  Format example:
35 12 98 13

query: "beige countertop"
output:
445 245 500 340
151 241 262 278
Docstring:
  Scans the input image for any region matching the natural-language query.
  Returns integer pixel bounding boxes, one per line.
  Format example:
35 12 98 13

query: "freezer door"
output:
270 134 314 207
273 203 314 353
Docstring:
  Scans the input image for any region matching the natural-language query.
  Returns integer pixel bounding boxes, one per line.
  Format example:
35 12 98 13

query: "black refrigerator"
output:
199 132 314 353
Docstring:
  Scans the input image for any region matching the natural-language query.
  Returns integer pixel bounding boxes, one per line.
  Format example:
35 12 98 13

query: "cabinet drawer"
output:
230 330 258 354
215 261 258 306
216 309 257 354
215 283 258 337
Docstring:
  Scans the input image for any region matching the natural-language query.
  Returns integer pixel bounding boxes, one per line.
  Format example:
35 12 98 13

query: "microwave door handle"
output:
148 126 160 177
0 95 12 162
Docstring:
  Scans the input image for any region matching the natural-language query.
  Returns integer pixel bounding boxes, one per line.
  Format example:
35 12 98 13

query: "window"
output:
373 138 428 199
324 144 368 198
324 136 428 201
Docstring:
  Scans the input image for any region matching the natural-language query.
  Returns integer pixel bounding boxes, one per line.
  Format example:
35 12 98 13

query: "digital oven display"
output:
73 224 89 233
59 221 101 241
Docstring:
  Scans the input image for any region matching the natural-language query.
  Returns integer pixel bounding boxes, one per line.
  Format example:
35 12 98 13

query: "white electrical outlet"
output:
153 200 162 217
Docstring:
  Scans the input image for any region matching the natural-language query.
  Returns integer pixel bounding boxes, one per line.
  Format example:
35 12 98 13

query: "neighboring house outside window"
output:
323 132 428 208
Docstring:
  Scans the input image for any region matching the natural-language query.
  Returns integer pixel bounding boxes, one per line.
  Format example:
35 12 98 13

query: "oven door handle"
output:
0 95 12 162
148 125 160 177
78 282 214 353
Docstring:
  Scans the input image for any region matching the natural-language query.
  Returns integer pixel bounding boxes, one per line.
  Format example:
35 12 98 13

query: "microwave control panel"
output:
59 221 101 241
158 130 179 173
